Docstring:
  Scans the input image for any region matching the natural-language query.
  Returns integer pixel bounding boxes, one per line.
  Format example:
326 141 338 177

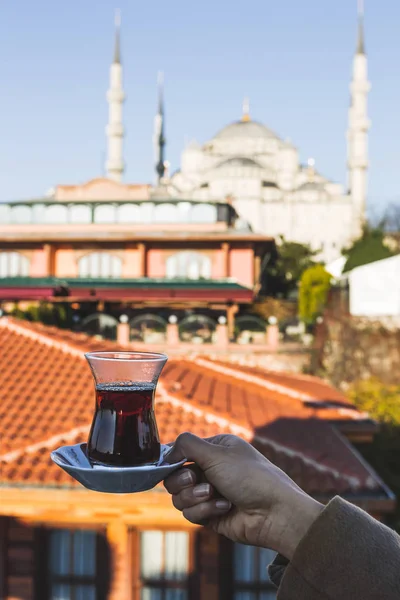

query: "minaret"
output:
153 72 166 184
347 0 370 238
105 10 125 182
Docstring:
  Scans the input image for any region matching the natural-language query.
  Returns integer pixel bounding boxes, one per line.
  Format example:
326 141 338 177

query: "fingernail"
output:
178 471 193 486
216 500 231 510
193 483 211 498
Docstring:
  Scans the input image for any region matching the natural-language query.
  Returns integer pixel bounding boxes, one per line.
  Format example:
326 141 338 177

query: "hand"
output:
164 433 323 560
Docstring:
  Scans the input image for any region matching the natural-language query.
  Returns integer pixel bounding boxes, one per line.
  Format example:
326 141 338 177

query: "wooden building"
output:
0 317 395 600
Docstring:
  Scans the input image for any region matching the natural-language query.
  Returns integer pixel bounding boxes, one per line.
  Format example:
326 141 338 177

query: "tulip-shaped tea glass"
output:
85 351 167 467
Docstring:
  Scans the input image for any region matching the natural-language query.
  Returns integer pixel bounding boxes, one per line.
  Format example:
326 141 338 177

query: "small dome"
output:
218 157 262 168
213 120 279 141
298 181 325 192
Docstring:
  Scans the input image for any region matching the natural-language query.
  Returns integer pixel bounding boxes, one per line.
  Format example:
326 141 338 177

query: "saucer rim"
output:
51 442 186 473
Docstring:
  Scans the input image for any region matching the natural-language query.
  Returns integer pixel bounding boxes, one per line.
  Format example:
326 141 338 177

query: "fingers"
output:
164 467 198 494
164 471 232 525
182 499 232 525
166 432 223 469
172 482 213 510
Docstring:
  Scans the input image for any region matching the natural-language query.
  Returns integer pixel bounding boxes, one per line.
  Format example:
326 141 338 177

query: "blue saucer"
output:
50 443 185 494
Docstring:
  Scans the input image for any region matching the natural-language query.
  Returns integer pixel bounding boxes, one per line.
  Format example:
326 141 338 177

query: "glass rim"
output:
84 351 168 362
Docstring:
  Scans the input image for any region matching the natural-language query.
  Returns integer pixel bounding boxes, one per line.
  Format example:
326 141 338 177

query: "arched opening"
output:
166 252 212 280
94 204 116 224
78 253 122 278
45 204 69 224
154 203 178 223
235 315 267 345
129 314 167 344
80 313 118 340
11 205 32 224
70 204 92 224
117 203 141 223
0 252 30 277
191 203 217 223
179 314 216 344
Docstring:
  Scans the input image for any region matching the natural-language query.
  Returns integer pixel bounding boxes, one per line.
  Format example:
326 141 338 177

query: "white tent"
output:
348 254 400 317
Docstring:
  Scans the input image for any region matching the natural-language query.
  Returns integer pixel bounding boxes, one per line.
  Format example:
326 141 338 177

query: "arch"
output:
11 205 32 224
117 203 141 223
94 204 116 224
44 204 69 224
80 313 118 340
166 251 212 280
0 252 30 277
191 203 217 223
78 252 122 278
235 314 267 345
179 314 216 344
154 203 178 223
69 204 92 224
129 313 167 343
0 204 11 224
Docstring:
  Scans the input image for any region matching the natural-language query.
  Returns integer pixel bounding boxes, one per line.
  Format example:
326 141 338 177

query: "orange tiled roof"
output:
0 317 389 499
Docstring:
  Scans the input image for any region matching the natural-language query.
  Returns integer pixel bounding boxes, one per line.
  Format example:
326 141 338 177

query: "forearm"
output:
269 496 400 600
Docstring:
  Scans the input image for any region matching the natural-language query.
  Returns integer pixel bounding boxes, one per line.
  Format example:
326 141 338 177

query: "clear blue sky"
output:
1 0 399 216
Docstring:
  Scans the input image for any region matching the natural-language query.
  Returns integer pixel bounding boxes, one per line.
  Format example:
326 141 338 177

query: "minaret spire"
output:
357 0 365 54
114 9 121 63
105 9 125 182
242 97 250 122
347 0 370 238
153 71 166 185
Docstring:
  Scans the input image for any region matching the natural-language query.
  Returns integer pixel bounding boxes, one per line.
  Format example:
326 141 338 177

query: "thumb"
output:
166 432 217 470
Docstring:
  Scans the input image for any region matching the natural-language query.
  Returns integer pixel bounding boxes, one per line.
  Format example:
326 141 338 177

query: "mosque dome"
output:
212 120 279 142
217 157 262 168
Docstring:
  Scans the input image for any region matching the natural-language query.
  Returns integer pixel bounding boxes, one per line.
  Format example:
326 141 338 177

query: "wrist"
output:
258 491 323 560
280 492 323 560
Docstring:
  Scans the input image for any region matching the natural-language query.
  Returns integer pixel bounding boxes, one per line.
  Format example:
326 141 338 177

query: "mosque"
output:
106 4 370 263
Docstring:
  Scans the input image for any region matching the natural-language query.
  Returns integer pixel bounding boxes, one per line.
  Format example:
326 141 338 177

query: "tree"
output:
349 378 400 532
349 378 400 426
299 264 331 323
342 225 394 273
265 237 318 298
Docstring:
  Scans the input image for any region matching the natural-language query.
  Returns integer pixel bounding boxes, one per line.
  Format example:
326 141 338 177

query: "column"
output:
106 520 132 600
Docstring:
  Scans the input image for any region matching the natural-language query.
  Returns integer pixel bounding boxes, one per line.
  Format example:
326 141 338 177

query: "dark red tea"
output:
87 383 160 467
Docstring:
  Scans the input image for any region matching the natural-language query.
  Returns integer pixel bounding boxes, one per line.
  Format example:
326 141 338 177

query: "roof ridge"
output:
193 357 315 401
0 318 88 358
0 425 90 463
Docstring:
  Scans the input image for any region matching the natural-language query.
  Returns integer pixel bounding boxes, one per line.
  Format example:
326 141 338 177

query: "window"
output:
233 543 277 600
78 252 122 278
70 204 92 224
117 203 141 223
0 252 30 277
94 204 116 224
154 204 178 223
11 204 32 224
140 531 189 600
49 529 97 600
166 252 211 280
191 204 217 223
45 204 69 224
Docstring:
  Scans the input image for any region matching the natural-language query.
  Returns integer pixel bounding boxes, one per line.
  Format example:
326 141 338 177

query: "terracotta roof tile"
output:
0 317 389 500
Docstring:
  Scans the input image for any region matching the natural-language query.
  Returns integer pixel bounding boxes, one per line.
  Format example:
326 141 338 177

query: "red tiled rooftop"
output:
0 317 389 500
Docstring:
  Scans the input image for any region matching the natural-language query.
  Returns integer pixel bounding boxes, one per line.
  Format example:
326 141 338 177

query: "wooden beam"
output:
0 487 198 528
